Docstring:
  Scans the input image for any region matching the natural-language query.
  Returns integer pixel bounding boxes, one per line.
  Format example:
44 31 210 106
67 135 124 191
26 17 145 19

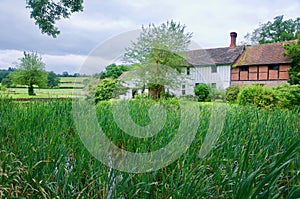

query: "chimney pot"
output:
230 32 237 48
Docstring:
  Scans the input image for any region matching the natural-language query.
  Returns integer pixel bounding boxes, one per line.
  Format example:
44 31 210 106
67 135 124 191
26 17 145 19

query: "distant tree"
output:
1 77 12 88
283 40 300 85
47 71 60 88
26 0 84 37
98 63 131 79
0 70 10 83
244 15 300 44
123 20 192 99
62 71 69 77
10 52 48 95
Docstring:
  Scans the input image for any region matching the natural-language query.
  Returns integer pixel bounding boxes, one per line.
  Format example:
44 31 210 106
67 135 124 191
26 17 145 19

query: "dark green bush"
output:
95 78 118 103
237 84 278 108
274 84 300 109
225 85 240 103
194 83 211 102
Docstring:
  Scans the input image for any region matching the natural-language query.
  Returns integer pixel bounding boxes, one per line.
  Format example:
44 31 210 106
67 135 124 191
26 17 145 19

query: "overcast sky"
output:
0 0 299 74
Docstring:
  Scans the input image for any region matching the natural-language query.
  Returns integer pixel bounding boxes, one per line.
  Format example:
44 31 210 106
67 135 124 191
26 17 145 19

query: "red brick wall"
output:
240 71 248 80
231 80 288 87
231 73 239 81
231 64 290 82
249 66 258 73
259 72 268 80
269 70 278 80
259 66 268 73
279 72 289 80
280 65 289 72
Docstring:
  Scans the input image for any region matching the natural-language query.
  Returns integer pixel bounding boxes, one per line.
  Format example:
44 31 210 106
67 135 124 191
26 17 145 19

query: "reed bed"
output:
0 98 299 198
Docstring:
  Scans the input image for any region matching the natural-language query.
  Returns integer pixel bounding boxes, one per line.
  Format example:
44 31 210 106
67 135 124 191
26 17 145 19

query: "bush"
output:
274 84 300 109
95 78 118 103
237 84 278 108
225 85 240 103
208 86 226 102
194 83 211 102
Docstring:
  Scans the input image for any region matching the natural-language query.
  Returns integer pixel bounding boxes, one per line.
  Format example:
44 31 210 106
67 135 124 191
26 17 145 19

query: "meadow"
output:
0 77 88 99
0 98 299 198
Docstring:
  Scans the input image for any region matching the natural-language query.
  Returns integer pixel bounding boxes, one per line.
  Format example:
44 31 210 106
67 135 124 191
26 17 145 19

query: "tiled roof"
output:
234 40 296 66
185 46 244 66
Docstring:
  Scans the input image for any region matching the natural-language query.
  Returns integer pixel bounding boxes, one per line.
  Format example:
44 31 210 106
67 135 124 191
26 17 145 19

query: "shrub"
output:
274 84 300 109
237 84 278 108
208 86 226 102
95 78 118 103
194 83 211 102
225 85 240 103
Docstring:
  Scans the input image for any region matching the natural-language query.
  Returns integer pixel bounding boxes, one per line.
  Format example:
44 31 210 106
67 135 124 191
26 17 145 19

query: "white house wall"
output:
119 65 231 99
169 65 231 97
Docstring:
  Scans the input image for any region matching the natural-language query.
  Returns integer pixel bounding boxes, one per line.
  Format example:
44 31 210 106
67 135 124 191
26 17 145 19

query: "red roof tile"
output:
234 40 296 66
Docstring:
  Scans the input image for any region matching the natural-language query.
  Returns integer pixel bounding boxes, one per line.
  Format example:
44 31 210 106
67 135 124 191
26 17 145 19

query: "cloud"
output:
0 0 299 73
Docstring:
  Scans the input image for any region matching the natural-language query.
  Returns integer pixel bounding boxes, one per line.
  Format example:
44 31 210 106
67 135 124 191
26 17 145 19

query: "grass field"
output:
1 88 83 98
0 77 90 98
0 99 299 198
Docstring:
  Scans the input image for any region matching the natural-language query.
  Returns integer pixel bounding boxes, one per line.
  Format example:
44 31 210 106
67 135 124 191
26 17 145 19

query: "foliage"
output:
10 51 48 95
0 70 10 82
194 83 211 102
244 15 300 44
1 76 13 88
274 84 300 109
0 99 299 198
95 78 118 103
237 84 278 108
95 63 131 79
208 85 226 102
283 40 300 84
26 0 84 37
123 20 192 98
225 85 240 103
47 71 60 88
0 150 32 198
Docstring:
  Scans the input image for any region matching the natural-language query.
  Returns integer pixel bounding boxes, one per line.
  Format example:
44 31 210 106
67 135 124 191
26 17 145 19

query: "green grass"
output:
0 99 299 198
1 88 84 98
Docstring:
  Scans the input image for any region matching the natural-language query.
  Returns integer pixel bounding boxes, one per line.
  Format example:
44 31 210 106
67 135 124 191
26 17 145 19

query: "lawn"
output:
0 99 299 198
1 88 84 98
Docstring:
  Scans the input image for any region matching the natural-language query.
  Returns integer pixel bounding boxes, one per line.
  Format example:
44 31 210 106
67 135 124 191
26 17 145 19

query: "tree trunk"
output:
148 84 164 99
28 83 35 95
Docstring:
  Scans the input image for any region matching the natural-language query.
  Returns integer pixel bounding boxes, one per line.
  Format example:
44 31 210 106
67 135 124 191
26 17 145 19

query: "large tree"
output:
10 52 48 95
123 20 192 99
244 15 300 45
26 0 84 37
283 40 300 85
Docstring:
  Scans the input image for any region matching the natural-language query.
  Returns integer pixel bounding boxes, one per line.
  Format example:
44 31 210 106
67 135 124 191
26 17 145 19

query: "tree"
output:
10 52 48 95
47 71 60 88
26 0 84 37
94 78 118 103
244 15 300 44
123 20 192 99
283 40 300 84
95 63 131 79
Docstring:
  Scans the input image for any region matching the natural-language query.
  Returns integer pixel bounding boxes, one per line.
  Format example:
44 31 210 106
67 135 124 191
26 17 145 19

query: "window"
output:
182 85 186 95
186 67 190 75
211 66 217 73
268 65 279 70
240 66 249 71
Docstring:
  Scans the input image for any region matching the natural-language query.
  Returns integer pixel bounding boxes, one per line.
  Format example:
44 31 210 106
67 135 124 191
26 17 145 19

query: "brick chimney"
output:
229 32 237 48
